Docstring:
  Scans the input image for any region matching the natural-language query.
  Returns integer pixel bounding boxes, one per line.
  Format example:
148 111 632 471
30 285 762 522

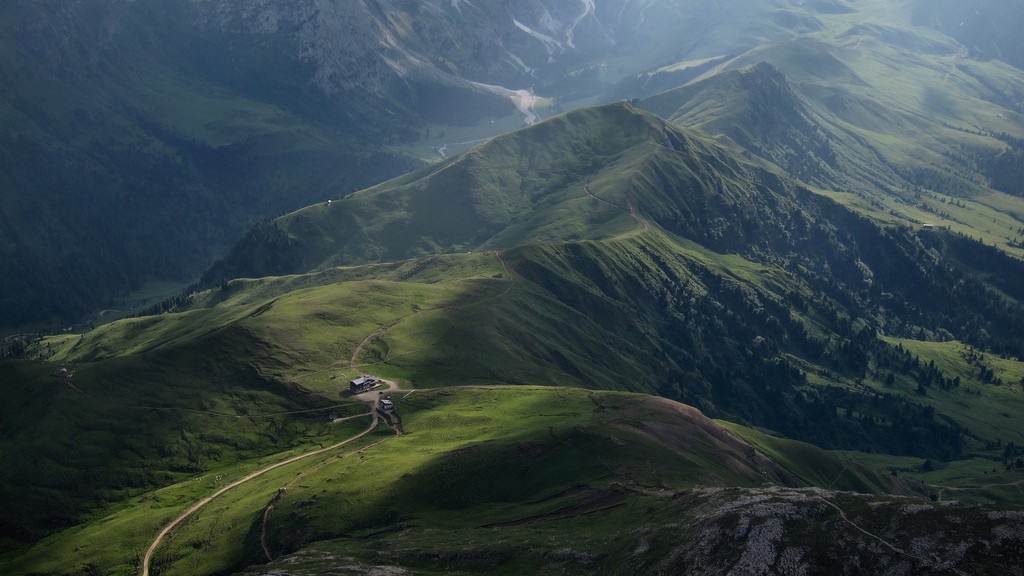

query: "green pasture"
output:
2 385 900 576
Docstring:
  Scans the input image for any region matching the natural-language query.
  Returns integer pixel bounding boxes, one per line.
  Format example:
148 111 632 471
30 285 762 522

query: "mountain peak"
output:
639 61 848 189
200 102 746 283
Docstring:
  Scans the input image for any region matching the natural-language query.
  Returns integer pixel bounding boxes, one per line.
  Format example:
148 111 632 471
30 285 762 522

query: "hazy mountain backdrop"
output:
3 1 1024 575
6 0 1021 330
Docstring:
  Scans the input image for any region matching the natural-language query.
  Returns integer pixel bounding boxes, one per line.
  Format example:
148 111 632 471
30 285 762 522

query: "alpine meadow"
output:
3 1 1024 575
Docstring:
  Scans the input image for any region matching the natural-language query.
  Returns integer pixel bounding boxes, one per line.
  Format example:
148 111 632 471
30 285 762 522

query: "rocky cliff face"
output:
185 0 614 95
180 0 748 100
188 0 409 96
12 0 1014 329
636 487 1024 575
3 0 800 140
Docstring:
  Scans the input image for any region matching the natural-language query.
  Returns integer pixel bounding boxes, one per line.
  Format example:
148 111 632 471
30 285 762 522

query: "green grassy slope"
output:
5 100 1024 573
634 0 1024 256
7 232 1023 570
0 342 365 547
200 103 665 282
9 212 1023 555
639 61 899 195
5 0 816 331
0 386 893 576
156 105 1024 467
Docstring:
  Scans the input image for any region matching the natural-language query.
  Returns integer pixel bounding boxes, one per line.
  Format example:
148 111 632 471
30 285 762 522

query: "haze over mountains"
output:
3 1 1024 575
0 0 733 327
5 0 1022 329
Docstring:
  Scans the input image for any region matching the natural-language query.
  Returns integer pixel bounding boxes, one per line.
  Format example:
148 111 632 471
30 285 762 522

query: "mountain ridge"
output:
6 0 1024 329
6 99 1024 575
6 2 1024 574
171 104 1024 459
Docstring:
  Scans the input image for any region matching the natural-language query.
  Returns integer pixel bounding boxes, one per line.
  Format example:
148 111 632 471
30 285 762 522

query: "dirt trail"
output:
259 439 386 561
934 478 1024 501
350 319 404 368
140 411 379 576
815 496 969 576
582 180 650 236
462 251 516 307
582 180 621 209
348 251 515 369
144 246 520 574
143 313 408 573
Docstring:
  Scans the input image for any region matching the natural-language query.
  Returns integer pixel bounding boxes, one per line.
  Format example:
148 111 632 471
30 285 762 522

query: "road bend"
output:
140 411 378 576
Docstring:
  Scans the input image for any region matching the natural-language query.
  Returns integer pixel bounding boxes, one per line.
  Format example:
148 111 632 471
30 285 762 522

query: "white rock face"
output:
180 0 705 96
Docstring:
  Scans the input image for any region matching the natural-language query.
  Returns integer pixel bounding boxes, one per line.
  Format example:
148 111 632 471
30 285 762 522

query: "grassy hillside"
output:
5 2 1024 572
4 0 587 330
0 344 367 547
83 105 1021 476
633 0 1024 257
199 103 664 282
5 98 1024 573
9 206 1024 557
8 384 1021 575
639 62 899 195
193 104 1024 446
7 0 1024 334
0 385 896 576
0 0 826 331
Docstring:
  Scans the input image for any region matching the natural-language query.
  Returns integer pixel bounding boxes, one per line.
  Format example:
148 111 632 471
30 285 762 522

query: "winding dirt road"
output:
142 246 519 575
140 409 379 576
258 438 387 561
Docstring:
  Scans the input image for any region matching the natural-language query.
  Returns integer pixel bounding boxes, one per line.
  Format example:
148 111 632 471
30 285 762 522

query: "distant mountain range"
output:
4 1 1024 574
0 0 737 327
5 0 1022 329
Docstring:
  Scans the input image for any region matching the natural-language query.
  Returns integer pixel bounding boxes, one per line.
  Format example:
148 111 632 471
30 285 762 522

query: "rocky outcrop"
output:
642 487 1024 575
